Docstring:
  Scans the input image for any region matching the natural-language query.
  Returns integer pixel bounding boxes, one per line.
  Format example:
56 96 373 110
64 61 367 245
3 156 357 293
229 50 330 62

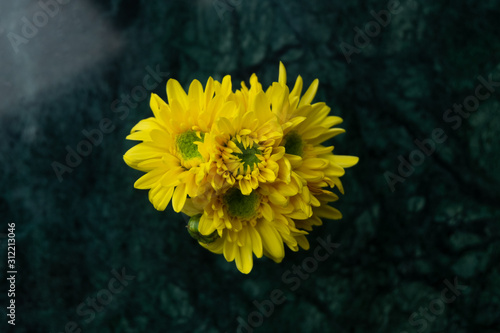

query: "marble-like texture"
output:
0 0 499 332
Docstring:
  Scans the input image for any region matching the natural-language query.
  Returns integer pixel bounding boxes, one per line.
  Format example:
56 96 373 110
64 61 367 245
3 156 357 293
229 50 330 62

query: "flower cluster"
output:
124 63 358 274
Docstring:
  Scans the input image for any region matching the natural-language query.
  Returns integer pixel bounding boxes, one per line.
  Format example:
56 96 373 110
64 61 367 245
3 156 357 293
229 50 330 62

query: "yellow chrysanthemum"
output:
235 63 358 250
199 78 285 196
182 183 310 273
124 62 358 274
123 76 233 212
269 63 359 249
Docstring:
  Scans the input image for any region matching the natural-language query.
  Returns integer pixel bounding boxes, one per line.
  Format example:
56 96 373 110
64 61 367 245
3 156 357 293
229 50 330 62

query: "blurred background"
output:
1 0 499 332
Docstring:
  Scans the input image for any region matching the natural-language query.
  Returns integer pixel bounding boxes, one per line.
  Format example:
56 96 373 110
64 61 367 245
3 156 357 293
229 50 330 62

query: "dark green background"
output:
1 0 499 332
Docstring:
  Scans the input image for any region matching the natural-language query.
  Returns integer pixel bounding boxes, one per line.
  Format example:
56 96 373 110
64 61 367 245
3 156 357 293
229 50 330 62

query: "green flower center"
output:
233 139 261 170
284 131 303 156
177 130 204 160
224 188 259 219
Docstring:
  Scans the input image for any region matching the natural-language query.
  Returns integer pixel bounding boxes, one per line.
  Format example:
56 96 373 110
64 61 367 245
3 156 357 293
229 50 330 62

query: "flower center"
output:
283 131 303 156
177 130 204 160
233 139 261 170
224 188 259 219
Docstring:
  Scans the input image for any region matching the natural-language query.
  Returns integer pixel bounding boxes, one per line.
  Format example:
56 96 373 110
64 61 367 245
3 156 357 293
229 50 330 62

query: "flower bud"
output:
187 214 218 244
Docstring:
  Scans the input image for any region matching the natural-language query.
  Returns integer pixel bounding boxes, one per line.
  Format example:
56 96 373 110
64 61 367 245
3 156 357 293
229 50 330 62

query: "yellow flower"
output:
123 76 233 212
200 78 285 196
235 63 358 250
182 183 309 274
124 62 358 274
269 63 359 249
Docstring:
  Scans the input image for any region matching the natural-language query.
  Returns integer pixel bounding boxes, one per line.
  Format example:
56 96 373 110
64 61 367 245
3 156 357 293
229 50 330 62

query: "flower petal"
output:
172 183 188 212
235 244 253 274
256 221 284 260
223 238 237 262
166 79 189 110
298 79 318 107
134 168 167 189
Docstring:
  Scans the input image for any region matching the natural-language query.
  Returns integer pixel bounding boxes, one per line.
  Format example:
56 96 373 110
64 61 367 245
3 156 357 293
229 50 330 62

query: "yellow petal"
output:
123 155 141 171
296 235 310 250
134 168 167 189
248 227 263 258
188 79 203 114
124 143 165 161
220 75 233 99
332 155 359 168
301 158 330 170
278 61 287 86
153 186 175 211
223 238 237 262
149 129 171 147
217 117 234 135
129 117 161 135
137 159 164 171
285 154 303 168
275 182 298 197
261 202 274 221
181 199 202 216
149 93 170 126
172 183 187 212
268 190 287 206
277 157 292 183
324 163 346 177
322 116 344 128
204 77 215 108
259 168 276 182
235 244 253 274
298 79 319 107
331 177 344 194
307 128 346 145
202 237 224 254
126 131 151 142
316 205 342 220
161 168 184 186
250 91 271 124
198 215 216 236
239 179 253 195
256 222 284 260
263 249 283 263
166 79 189 110
148 184 162 203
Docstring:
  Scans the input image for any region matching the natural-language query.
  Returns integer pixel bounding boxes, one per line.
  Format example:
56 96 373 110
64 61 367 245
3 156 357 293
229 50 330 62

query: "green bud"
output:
187 214 218 244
